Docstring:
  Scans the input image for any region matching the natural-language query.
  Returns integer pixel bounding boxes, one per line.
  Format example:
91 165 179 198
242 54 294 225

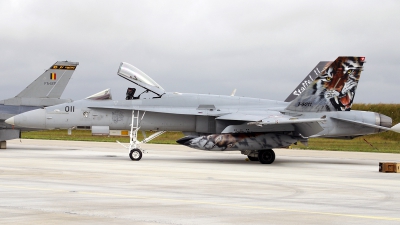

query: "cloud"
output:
1 0 399 103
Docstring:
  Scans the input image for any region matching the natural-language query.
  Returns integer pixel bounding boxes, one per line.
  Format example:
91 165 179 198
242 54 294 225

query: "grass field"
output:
20 103 400 154
22 129 183 145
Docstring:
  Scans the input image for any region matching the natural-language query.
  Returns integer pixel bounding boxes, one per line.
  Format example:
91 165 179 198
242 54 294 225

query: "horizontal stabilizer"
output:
331 117 392 131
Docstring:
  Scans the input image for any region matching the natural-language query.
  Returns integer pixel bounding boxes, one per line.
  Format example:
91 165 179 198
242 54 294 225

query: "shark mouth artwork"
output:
177 133 298 151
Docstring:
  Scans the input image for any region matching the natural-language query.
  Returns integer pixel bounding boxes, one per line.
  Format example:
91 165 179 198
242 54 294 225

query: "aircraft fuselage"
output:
10 92 389 140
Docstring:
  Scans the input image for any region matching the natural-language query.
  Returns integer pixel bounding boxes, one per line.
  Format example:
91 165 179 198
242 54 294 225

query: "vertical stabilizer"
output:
284 61 331 102
285 57 365 112
15 61 79 98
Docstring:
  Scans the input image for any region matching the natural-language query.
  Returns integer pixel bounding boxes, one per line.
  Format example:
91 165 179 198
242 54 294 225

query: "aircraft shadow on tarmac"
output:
7 146 80 151
118 155 373 166
6 146 373 166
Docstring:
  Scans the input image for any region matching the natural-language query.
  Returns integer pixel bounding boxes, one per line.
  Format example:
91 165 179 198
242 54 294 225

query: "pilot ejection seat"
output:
126 87 139 100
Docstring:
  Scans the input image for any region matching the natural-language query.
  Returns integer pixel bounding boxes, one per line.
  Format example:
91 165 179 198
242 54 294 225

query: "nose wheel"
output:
129 149 142 161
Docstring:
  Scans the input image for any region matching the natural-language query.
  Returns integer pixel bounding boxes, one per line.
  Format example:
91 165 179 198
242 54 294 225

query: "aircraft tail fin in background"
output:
284 61 331 102
285 56 365 112
15 61 79 98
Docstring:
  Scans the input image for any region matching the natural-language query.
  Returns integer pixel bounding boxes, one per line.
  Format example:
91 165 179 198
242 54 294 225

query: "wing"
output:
216 111 326 137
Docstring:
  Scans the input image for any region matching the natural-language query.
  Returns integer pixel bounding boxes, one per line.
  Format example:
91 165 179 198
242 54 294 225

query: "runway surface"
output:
1 139 400 224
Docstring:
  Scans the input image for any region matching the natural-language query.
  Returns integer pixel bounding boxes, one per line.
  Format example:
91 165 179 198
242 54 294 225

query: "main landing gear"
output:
117 110 165 161
242 149 276 164
258 149 275 164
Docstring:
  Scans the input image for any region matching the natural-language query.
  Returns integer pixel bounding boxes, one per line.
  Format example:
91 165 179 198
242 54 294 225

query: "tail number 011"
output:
65 106 75 112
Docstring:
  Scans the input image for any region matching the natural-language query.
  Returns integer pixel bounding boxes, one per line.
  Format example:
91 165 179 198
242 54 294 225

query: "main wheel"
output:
129 149 142 161
258 149 275 164
247 156 259 161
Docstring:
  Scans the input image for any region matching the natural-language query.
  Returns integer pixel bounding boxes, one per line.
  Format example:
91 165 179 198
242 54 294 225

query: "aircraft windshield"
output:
118 62 164 90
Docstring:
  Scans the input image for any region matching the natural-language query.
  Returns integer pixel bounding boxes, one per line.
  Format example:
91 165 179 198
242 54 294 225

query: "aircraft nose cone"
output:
5 117 14 125
8 108 47 129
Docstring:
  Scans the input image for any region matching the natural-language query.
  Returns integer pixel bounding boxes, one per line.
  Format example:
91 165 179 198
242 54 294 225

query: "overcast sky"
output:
1 0 399 103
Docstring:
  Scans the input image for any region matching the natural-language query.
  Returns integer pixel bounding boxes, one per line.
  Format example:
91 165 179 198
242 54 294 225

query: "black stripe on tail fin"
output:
285 56 365 112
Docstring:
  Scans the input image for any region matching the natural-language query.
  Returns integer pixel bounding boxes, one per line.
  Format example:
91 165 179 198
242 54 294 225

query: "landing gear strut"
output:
117 110 165 161
258 149 275 164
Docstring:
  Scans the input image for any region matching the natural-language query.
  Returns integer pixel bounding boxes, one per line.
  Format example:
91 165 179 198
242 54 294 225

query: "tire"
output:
247 156 259 161
258 149 275 164
129 149 142 161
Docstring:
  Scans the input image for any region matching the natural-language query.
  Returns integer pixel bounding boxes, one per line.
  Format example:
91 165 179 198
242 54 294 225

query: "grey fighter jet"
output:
0 61 78 148
6 57 400 163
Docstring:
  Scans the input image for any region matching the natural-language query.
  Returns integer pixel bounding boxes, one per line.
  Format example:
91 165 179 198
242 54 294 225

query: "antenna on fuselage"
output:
230 89 237 96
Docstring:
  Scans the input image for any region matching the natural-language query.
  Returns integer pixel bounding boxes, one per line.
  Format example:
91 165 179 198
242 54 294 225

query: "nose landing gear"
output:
117 110 165 161
129 148 142 161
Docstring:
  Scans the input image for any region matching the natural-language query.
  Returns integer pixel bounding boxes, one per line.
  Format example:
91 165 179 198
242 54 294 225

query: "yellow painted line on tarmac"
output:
1 184 400 222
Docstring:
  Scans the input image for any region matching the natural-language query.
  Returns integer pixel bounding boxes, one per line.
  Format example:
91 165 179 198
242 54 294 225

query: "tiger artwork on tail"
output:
286 56 365 112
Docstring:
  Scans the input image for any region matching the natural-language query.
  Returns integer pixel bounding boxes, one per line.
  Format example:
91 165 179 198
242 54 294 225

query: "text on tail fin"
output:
284 61 332 102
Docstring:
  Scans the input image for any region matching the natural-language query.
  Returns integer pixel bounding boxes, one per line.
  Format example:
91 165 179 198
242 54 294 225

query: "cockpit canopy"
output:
117 62 165 97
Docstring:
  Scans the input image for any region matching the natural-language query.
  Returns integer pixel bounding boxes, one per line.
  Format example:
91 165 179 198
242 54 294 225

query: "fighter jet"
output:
6 57 400 163
0 61 78 148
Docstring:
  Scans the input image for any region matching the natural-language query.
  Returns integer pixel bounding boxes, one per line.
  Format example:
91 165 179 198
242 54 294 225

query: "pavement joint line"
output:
1 184 400 222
